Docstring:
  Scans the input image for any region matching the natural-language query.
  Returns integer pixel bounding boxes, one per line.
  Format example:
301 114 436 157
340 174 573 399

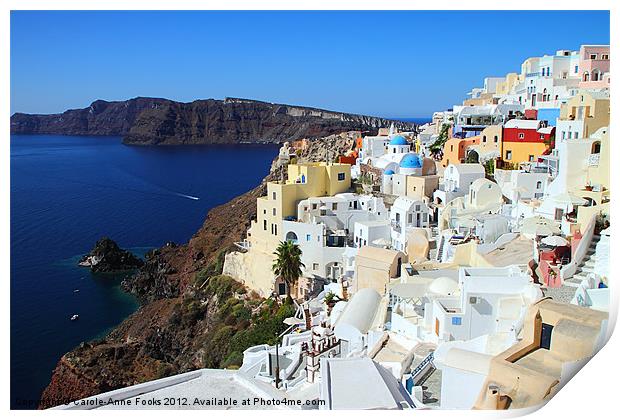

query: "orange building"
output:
441 135 481 167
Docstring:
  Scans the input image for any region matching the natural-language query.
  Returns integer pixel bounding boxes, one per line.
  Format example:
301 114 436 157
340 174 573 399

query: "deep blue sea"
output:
10 135 278 409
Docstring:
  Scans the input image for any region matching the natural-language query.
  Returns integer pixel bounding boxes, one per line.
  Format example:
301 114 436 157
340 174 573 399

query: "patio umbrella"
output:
283 317 304 326
551 192 587 206
521 216 561 238
541 235 569 247
455 216 476 229
371 238 391 247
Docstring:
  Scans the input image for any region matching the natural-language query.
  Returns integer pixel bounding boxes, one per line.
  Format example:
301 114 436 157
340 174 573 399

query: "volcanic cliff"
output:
11 97 415 145
38 135 356 409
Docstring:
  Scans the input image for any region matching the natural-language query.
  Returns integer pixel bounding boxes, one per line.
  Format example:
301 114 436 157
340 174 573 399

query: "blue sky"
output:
11 10 609 118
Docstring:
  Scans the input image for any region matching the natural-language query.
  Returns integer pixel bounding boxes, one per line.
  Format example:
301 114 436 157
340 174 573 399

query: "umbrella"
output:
283 317 304 326
551 192 587 206
521 216 561 238
372 238 391 247
541 235 569 247
455 216 477 229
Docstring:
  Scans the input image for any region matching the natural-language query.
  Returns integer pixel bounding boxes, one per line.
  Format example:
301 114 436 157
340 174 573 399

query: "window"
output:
337 172 346 181
590 53 597 60
529 155 534 162
272 192 276 200
312 263 319 271
574 65 579 73
451 317 462 326
272 208 276 216
274 225 278 236
306 234 312 241
450 145 454 152
540 134 545 140
263 220 267 230
408 213 413 224
482 136 487 143
602 54 609 60
506 150 512 160
332 203 337 211
536 181 542 189
312 203 317 210
494 135 498 143
518 133 524 139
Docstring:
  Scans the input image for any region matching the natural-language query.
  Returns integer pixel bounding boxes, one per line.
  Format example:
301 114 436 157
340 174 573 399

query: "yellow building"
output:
495 73 522 96
557 90 610 140
223 162 352 296
441 135 482 167
250 162 351 253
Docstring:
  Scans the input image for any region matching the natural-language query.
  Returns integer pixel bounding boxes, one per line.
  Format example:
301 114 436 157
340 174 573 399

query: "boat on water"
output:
70 314 79 321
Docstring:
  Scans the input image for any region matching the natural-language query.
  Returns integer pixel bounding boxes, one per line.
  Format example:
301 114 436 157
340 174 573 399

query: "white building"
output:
354 219 391 248
283 193 388 280
430 266 542 343
494 169 549 201
434 163 485 205
390 197 430 252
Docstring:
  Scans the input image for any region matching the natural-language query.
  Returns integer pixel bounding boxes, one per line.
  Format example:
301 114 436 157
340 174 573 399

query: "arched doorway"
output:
285 231 298 244
466 149 480 163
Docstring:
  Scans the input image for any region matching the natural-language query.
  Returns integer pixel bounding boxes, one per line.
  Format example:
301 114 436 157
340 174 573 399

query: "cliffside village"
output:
59 44 610 411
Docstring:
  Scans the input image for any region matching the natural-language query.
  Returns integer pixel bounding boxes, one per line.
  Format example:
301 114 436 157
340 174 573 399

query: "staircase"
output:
564 234 601 287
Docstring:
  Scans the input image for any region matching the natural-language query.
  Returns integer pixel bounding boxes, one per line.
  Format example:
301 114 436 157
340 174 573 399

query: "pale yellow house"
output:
405 175 440 201
556 90 610 141
474 299 608 409
223 162 352 296
495 73 522 96
477 125 502 160
354 246 406 295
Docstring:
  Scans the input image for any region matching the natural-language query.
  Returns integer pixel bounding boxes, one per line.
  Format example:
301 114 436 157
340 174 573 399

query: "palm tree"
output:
272 240 305 299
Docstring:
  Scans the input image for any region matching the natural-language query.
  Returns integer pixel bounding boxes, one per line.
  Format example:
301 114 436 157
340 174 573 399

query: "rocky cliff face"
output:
11 97 415 145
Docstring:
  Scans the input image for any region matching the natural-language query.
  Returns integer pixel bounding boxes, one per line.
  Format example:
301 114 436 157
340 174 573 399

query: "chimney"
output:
304 305 312 331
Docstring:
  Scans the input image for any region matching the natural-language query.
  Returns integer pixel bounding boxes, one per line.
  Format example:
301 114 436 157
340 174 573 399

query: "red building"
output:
501 119 555 164
503 119 555 143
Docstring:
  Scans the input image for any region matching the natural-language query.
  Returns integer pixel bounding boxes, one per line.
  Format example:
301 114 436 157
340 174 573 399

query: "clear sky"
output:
11 10 610 118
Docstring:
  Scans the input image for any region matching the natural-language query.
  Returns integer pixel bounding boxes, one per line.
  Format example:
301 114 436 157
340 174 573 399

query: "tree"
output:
271 240 305 299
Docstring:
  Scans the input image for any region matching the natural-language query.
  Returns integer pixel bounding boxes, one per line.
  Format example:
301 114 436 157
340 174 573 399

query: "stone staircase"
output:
564 234 601 287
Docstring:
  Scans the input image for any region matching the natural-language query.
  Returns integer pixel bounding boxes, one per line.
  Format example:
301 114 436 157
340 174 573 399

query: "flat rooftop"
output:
56 369 290 410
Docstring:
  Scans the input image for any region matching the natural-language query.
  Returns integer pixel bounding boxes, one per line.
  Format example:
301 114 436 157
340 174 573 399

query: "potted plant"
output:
324 291 339 315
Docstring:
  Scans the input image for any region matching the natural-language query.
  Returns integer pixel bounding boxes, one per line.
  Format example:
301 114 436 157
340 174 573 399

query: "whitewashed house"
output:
434 163 485 206
390 197 430 252
430 266 542 343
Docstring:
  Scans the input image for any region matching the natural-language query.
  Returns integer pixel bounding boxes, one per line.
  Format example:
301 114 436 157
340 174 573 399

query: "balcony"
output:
391 220 402 233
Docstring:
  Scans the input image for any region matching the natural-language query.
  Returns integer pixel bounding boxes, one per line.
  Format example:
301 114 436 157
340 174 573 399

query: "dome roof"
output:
384 169 395 175
400 154 422 169
428 276 458 296
389 135 408 146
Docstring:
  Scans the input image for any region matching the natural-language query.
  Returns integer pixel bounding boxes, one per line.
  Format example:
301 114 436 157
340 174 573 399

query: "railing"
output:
411 352 435 384
588 153 600 167
234 240 251 251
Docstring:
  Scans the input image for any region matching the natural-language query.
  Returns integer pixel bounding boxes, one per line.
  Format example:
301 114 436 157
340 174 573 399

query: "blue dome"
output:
384 169 395 175
389 135 408 146
400 154 422 169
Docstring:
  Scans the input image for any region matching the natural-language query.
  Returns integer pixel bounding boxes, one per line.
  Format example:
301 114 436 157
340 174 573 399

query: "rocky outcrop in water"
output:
78 238 144 272
11 97 415 145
